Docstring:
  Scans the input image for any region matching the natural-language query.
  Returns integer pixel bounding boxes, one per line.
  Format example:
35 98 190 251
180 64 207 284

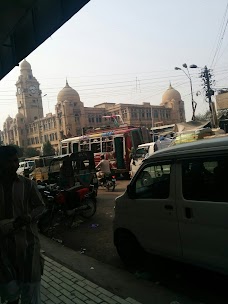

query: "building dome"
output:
20 59 31 70
16 113 24 119
6 115 12 122
161 84 181 104
57 81 80 103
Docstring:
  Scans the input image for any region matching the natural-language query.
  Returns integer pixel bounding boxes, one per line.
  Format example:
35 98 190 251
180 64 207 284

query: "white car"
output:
17 161 35 176
130 142 157 178
17 161 25 175
130 138 173 178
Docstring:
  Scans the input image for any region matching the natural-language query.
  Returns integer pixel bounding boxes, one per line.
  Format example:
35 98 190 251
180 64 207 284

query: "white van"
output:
17 161 25 175
130 137 173 178
17 160 35 177
114 136 228 274
130 142 158 178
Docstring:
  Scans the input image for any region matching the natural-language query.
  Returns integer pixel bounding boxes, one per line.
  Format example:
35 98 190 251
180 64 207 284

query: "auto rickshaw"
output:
48 151 98 194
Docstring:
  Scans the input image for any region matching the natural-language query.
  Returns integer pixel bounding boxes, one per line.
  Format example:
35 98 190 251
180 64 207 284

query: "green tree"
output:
24 147 40 158
42 141 55 156
195 110 211 122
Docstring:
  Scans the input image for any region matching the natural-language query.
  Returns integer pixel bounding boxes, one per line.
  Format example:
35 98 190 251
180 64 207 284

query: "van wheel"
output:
115 230 145 269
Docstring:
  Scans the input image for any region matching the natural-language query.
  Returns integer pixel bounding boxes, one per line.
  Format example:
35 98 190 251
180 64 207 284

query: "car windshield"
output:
135 148 148 158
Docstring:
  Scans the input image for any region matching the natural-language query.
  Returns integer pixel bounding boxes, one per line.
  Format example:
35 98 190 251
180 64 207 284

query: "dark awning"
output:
0 0 90 80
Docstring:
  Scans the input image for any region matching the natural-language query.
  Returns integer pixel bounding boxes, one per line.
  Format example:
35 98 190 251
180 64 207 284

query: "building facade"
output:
1 60 186 152
216 89 228 111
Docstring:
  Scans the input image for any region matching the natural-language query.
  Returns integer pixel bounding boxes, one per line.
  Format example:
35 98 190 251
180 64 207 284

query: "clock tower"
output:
16 59 44 123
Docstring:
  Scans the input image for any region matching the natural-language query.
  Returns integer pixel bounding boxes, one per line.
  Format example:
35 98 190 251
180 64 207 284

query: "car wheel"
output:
115 230 145 269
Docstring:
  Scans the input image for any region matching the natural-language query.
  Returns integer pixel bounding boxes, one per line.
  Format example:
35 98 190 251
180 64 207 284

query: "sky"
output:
1 0 228 127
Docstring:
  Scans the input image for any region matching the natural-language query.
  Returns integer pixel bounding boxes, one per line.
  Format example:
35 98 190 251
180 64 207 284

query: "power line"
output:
210 0 228 67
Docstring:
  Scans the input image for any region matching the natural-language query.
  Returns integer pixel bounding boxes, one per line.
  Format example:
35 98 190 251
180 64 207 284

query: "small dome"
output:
161 84 181 104
20 59 31 70
16 113 24 119
57 81 80 104
6 115 12 121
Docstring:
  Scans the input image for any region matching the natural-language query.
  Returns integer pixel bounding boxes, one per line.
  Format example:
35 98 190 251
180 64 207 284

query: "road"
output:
55 180 129 268
52 179 228 304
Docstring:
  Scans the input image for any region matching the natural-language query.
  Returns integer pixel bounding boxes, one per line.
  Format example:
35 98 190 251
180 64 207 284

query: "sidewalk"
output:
40 234 199 304
41 255 142 304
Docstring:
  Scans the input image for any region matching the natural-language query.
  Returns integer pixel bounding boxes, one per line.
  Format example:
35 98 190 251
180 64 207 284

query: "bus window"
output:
91 139 101 153
80 144 89 151
73 143 78 152
69 143 72 153
62 147 67 154
80 139 89 151
102 138 113 152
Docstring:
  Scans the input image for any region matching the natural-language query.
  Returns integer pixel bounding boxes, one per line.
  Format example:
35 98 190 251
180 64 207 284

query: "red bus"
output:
61 126 151 177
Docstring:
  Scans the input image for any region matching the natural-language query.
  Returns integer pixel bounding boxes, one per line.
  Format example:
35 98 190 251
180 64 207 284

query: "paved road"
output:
55 180 129 268
50 180 228 304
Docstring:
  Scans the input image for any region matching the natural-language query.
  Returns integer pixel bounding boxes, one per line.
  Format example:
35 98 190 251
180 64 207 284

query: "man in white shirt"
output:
96 154 111 179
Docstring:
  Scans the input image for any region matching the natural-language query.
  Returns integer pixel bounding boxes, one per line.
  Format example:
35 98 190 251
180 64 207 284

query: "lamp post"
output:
175 63 198 121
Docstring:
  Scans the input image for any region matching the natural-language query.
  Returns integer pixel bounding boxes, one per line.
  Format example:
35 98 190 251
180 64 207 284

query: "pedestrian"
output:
0 145 45 304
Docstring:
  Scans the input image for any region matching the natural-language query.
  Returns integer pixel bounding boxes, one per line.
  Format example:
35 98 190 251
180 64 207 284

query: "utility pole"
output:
200 66 217 128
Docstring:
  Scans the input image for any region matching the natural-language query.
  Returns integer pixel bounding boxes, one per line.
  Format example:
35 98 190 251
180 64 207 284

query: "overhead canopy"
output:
0 0 90 80
174 120 211 133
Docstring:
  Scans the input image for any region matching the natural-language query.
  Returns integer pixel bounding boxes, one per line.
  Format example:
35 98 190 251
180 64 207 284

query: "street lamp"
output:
174 63 198 121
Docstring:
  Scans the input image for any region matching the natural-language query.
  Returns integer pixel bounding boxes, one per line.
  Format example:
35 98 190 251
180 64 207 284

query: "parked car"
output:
17 161 25 175
114 136 228 274
17 160 35 177
130 137 173 178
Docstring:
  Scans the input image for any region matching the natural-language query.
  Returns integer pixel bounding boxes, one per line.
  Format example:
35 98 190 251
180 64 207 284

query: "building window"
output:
55 133 57 140
154 110 158 118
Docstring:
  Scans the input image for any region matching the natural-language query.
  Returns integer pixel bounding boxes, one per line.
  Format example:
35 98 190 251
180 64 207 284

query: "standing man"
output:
0 146 45 304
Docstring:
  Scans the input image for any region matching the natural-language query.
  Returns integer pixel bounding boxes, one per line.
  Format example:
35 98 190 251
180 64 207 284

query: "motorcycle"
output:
38 184 96 235
97 171 116 192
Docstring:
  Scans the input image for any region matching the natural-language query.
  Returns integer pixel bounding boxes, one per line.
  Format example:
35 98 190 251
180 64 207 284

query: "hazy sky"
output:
1 0 228 127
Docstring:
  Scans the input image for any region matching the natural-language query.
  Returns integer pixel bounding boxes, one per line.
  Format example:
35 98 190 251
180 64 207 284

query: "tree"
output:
195 110 211 122
42 141 55 156
24 147 40 158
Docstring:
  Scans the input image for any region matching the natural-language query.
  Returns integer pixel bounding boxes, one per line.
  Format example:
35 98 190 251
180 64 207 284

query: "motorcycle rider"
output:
96 154 111 182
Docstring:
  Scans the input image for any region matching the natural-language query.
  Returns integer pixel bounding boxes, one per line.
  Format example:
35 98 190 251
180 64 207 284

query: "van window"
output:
182 157 228 202
135 163 171 199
